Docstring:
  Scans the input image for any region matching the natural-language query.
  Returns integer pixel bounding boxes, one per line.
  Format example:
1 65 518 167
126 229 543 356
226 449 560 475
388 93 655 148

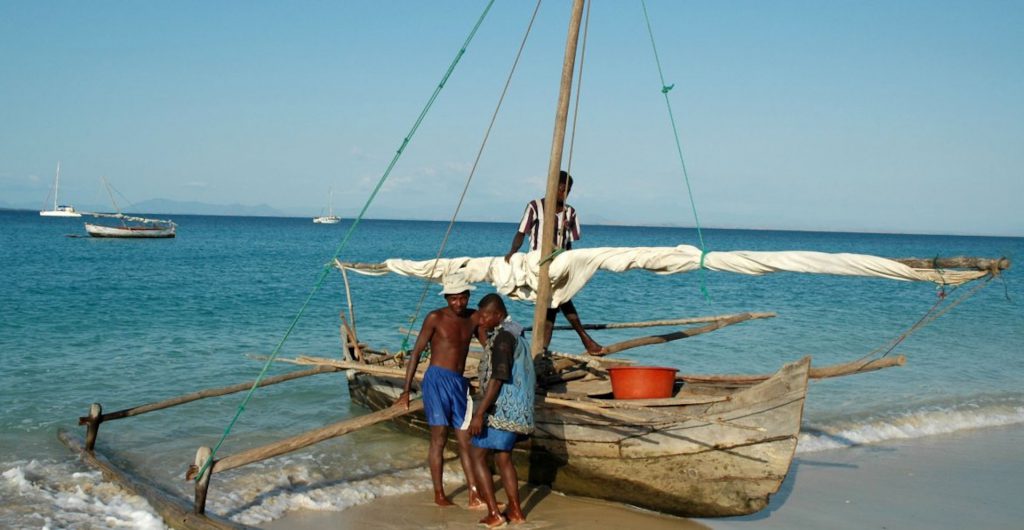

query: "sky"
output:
1 1 1021 236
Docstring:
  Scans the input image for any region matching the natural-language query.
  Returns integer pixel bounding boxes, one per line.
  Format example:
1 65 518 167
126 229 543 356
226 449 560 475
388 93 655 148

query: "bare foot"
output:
467 487 484 509
433 492 455 507
584 340 604 354
479 513 507 528
504 507 526 524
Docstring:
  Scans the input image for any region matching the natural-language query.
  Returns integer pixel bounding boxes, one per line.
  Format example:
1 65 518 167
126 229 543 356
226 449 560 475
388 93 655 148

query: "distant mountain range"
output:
1 198 292 217
127 198 288 217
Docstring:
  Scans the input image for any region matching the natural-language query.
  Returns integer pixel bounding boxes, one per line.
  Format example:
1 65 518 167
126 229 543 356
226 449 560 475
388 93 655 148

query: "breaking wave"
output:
798 395 1024 453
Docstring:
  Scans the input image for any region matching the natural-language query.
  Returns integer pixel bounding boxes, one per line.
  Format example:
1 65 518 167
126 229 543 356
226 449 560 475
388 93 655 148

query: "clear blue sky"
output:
2 1 1021 236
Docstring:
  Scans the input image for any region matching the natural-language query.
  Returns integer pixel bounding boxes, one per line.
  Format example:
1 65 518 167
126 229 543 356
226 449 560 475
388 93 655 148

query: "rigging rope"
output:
564 0 592 175
195 0 497 482
640 0 711 301
399 0 544 354
853 274 997 365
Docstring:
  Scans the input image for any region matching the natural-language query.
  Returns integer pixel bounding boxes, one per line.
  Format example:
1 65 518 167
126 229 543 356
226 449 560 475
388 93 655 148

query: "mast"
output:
53 161 61 209
531 0 586 357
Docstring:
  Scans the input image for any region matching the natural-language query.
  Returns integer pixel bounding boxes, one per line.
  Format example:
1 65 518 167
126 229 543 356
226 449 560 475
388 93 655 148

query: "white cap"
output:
439 270 476 296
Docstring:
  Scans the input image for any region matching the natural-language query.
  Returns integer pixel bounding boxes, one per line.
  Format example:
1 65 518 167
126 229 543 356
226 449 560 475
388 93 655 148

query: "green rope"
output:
194 0 496 483
640 0 710 302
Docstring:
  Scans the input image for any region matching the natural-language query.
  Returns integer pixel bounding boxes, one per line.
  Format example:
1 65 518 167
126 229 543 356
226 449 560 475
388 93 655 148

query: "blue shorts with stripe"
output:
421 365 472 430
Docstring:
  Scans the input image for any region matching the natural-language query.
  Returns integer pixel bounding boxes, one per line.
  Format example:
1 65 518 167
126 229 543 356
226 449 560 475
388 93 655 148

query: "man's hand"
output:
504 251 515 263
393 391 410 410
469 414 485 436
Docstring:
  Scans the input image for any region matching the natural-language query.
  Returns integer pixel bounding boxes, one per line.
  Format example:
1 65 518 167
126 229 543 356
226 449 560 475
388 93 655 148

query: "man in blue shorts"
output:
469 293 536 527
394 271 483 507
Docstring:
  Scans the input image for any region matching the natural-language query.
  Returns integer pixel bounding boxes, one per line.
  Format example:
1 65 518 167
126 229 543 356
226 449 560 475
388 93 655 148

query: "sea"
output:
1 209 1021 529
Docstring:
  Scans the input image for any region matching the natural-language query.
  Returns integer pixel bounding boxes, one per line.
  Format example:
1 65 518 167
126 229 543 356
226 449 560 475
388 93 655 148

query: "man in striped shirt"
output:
504 171 603 354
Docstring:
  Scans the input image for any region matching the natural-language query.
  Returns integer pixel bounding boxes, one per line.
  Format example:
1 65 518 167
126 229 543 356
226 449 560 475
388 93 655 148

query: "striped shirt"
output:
516 198 581 252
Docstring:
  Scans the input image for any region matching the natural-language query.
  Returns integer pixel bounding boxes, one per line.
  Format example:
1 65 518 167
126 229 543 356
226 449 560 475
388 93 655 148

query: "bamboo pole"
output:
81 367 341 425
192 401 426 477
532 0 586 358
533 312 775 331
593 312 765 357
340 265 357 330
895 256 1010 271
84 403 102 451
681 355 906 385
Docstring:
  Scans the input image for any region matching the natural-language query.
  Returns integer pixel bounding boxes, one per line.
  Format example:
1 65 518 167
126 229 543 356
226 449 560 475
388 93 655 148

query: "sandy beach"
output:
264 424 1023 530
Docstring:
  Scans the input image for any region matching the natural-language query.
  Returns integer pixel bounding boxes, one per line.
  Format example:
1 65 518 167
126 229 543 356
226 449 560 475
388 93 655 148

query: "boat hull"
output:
85 223 176 238
40 209 82 217
347 357 809 517
313 216 341 224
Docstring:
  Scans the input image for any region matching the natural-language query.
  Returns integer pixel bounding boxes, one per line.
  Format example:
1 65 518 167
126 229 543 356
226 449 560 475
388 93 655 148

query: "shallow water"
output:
1 210 1021 527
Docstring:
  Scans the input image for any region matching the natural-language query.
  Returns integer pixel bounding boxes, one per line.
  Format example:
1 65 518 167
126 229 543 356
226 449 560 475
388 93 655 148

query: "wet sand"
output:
265 424 1023 530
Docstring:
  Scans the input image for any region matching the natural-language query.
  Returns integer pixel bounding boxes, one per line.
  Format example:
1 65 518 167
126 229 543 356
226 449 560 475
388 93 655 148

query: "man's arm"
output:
469 379 503 436
504 231 526 263
394 312 437 409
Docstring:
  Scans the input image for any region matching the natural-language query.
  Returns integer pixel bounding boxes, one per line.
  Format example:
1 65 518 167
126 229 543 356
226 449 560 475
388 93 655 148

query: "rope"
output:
194 0 497 482
640 0 710 302
853 274 996 364
565 0 592 175
397 0 543 355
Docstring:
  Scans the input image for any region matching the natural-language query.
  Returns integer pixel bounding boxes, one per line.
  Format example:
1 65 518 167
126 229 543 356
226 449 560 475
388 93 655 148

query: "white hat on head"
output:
439 270 476 296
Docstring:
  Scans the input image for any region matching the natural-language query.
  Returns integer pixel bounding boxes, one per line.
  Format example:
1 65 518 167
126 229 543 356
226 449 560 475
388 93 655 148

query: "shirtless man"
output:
504 170 603 353
393 271 482 508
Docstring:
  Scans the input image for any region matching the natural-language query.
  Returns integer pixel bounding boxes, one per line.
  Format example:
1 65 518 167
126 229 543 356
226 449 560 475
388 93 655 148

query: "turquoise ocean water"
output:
1 209 1021 528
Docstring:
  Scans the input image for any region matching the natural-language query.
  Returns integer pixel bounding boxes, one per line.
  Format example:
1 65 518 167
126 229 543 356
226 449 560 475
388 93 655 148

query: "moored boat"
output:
84 221 176 238
39 161 82 217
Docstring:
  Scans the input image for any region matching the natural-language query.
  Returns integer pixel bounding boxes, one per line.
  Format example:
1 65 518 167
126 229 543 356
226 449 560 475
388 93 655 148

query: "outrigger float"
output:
60 1 1011 527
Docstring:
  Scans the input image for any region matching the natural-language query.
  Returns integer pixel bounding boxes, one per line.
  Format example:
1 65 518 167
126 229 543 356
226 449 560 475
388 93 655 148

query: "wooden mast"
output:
531 0 586 357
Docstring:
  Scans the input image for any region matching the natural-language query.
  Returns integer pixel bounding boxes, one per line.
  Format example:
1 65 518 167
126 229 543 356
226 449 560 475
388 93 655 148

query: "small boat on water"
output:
39 161 82 217
83 177 177 238
313 188 341 224
84 219 176 238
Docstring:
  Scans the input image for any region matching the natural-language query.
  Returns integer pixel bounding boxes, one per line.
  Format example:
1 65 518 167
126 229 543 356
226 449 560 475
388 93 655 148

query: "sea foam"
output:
1 460 166 530
797 398 1024 453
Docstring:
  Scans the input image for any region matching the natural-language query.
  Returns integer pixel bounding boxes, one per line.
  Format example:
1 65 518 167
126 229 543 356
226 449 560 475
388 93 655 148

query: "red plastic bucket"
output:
607 366 678 399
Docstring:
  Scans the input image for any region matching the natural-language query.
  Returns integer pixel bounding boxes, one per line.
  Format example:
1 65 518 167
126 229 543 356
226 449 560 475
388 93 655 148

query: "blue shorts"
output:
421 365 472 430
471 425 525 451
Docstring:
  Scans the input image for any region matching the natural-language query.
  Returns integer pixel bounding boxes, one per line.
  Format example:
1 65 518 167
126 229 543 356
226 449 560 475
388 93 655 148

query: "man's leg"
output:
470 445 505 527
428 425 454 506
495 450 525 523
454 428 482 507
559 299 603 353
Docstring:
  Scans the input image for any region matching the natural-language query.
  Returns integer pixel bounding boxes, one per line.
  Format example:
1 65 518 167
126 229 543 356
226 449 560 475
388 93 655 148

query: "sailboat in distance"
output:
39 162 82 217
313 188 341 224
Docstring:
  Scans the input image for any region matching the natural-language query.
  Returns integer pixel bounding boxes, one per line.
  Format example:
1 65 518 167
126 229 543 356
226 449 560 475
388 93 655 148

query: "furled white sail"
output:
337 245 990 306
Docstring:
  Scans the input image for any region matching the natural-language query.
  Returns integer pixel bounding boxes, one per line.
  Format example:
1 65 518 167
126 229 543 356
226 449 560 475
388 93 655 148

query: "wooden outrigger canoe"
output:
346 350 810 517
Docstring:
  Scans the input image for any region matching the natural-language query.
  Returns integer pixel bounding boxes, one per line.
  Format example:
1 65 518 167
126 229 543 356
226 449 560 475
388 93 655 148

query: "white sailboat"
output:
39 162 82 217
312 188 341 224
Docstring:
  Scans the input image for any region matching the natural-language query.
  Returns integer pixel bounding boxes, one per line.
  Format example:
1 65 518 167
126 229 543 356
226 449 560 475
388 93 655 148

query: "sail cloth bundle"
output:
335 245 991 307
